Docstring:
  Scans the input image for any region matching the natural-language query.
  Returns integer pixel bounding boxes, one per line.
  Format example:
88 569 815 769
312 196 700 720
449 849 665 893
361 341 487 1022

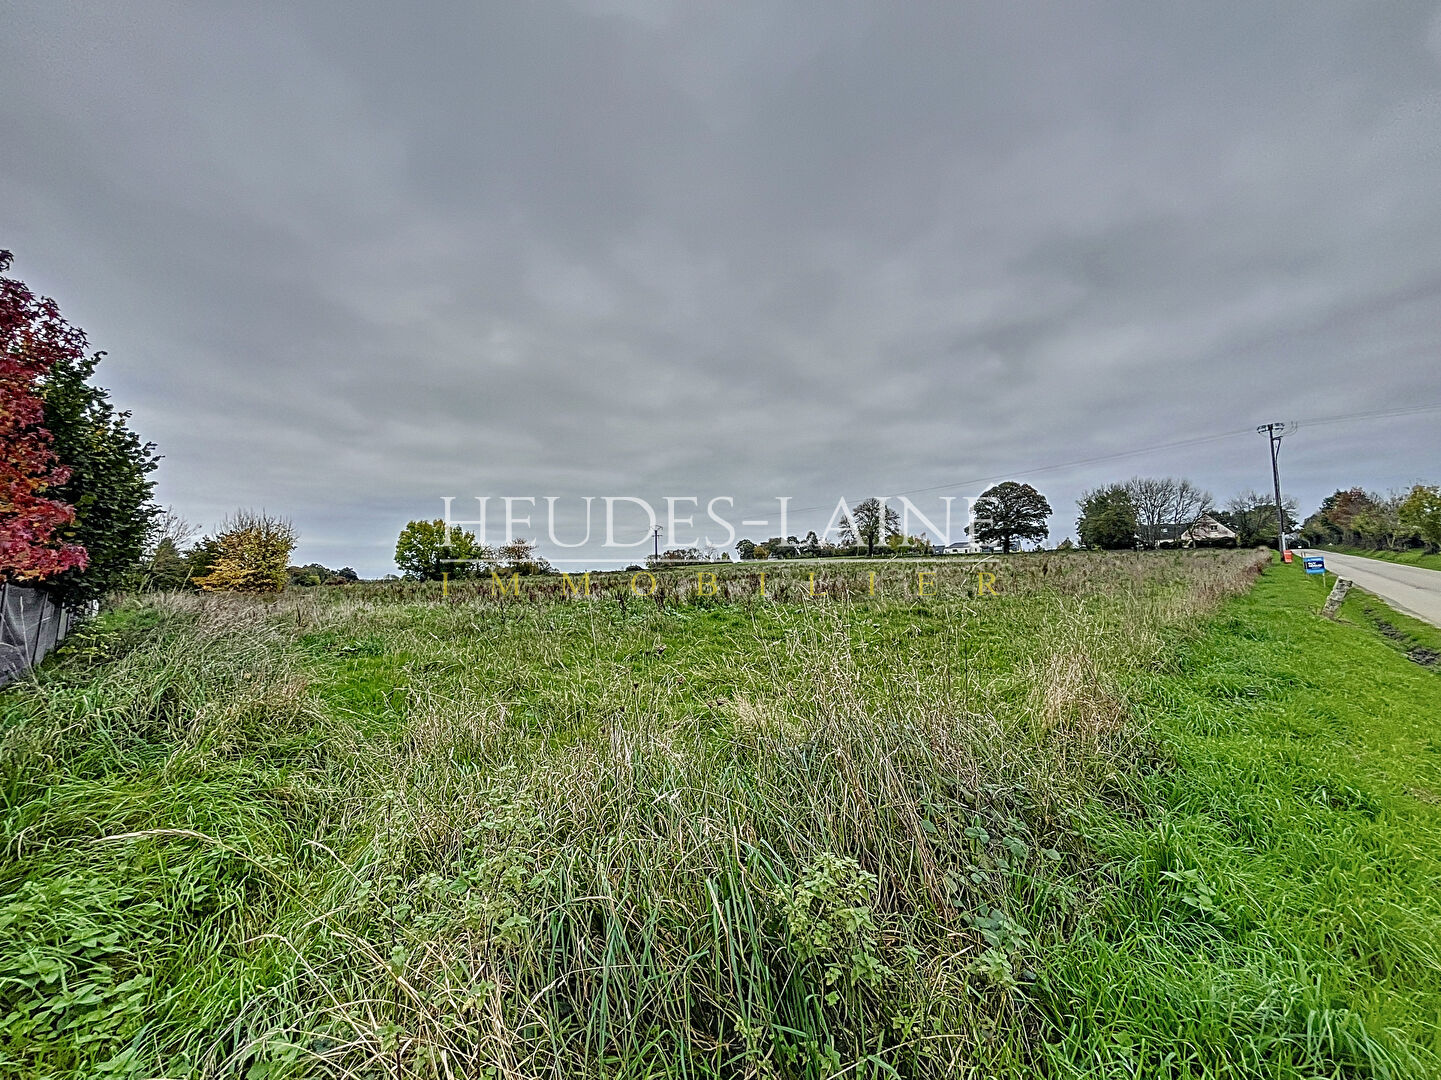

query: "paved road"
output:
1303 550 1441 628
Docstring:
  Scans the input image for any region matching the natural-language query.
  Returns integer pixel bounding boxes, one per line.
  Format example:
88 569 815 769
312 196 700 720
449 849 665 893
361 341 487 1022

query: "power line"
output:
786 429 1250 514
1292 401 1441 430
785 400 1441 515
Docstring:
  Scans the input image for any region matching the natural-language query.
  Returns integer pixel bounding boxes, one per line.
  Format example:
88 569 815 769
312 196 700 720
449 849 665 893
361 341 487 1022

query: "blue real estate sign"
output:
1304 555 1326 575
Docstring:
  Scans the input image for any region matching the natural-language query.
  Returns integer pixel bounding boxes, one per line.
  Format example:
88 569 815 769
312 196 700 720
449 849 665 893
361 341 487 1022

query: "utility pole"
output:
1257 422 1290 555
652 525 663 560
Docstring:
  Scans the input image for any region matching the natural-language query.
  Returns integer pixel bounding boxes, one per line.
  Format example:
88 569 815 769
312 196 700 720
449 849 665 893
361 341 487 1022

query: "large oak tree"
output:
973 481 1052 554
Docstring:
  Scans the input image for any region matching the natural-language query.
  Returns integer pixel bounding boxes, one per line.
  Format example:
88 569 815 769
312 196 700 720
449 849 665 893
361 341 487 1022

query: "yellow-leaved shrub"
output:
192 511 297 593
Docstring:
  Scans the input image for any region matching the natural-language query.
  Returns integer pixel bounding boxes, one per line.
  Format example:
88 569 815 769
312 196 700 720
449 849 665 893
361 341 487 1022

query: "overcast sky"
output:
4 1 1440 573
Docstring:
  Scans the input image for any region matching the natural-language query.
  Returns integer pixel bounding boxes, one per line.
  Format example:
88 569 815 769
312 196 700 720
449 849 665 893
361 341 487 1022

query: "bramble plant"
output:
776 852 893 1005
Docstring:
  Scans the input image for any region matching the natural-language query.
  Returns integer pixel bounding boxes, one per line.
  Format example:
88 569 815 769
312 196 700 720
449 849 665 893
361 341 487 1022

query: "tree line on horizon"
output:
734 484 1057 559
389 476 1441 584
1075 476 1441 554
1075 477 1266 550
1298 486 1441 553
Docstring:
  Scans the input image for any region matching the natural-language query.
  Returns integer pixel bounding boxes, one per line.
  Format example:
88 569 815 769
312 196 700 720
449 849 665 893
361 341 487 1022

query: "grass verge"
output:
1041 558 1441 1077
1337 587 1441 671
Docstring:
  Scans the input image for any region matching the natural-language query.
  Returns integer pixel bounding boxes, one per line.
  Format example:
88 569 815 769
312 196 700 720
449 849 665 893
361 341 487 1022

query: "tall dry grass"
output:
0 550 1269 1078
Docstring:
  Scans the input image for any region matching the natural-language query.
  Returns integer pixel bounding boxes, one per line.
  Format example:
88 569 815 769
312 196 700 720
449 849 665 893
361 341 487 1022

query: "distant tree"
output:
497 537 552 575
649 546 706 567
1127 477 1172 548
1218 489 1299 548
735 538 757 560
39 348 160 604
1325 488 1375 540
0 250 88 583
336 567 359 582
395 519 492 580
887 532 931 555
1300 507 1332 548
138 508 197 590
1126 476 1211 548
184 536 221 584
145 537 192 591
1299 487 1420 550
973 482 1051 554
1350 494 1406 550
287 563 341 587
1400 485 1441 550
143 507 199 563
757 535 806 559
1076 485 1138 549
840 498 901 556
288 564 320 587
192 511 297 593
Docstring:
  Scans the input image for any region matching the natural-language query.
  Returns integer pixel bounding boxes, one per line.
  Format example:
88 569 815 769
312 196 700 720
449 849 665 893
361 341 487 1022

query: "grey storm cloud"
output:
3 1 1440 573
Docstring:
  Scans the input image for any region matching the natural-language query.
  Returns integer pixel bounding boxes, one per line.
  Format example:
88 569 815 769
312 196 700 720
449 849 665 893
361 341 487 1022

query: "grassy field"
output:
1 552 1438 1078
1321 546 1441 572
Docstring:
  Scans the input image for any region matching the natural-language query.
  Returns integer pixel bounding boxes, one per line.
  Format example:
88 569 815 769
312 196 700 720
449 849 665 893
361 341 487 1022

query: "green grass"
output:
1 552 1437 1078
1038 558 1441 1077
1322 546 1441 572
1336 586 1441 671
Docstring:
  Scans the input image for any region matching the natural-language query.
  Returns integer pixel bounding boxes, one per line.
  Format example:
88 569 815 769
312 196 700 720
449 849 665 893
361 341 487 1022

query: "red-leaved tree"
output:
1 250 88 582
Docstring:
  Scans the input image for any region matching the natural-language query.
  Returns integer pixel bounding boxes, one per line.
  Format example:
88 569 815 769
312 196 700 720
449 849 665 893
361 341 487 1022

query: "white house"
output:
1179 515 1239 546
937 539 1005 555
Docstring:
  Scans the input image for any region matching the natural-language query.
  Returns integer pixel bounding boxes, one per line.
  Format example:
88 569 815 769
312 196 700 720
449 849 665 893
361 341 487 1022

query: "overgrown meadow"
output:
3 550 1437 1078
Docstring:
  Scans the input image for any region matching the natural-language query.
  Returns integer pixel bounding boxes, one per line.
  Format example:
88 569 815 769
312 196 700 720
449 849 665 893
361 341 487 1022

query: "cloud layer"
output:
4 2 1440 571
